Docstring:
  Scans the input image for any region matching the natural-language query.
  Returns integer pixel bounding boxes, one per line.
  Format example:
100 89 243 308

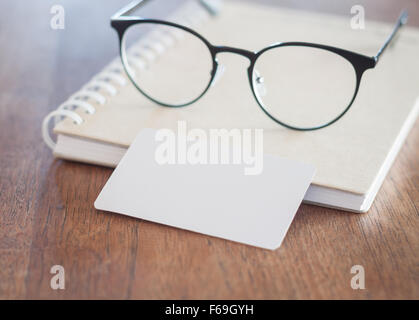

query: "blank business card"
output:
95 129 315 250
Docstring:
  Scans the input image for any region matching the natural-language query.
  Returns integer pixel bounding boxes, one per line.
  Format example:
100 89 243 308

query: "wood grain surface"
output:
0 0 418 299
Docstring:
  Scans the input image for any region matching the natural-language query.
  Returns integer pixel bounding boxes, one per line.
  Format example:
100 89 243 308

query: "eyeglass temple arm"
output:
374 10 408 63
111 0 220 20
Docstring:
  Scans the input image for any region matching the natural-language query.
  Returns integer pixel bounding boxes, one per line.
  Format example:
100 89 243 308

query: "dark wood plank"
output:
0 0 418 299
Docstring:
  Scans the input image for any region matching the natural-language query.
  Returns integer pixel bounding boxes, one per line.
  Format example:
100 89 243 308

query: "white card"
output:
95 129 315 250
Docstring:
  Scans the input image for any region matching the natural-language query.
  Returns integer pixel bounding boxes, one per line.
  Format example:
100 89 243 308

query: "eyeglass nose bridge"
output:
212 45 256 62
209 45 263 96
210 45 262 94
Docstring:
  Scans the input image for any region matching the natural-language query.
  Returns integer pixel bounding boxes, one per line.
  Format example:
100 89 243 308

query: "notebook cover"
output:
53 1 419 195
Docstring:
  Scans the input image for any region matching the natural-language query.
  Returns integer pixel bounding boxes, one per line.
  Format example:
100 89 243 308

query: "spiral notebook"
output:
42 0 419 212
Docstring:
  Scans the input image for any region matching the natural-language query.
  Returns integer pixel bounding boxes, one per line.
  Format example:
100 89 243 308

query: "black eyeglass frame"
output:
111 0 408 131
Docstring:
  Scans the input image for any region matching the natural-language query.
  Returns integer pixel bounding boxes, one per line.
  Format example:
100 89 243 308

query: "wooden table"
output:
0 0 418 299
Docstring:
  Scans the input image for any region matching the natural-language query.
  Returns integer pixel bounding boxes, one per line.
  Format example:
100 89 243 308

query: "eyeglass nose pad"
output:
210 64 225 87
253 69 266 97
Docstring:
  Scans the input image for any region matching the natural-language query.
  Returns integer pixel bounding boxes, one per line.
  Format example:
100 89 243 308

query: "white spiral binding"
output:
42 1 210 150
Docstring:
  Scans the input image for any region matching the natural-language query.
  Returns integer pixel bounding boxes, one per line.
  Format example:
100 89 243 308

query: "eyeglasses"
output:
111 0 408 131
